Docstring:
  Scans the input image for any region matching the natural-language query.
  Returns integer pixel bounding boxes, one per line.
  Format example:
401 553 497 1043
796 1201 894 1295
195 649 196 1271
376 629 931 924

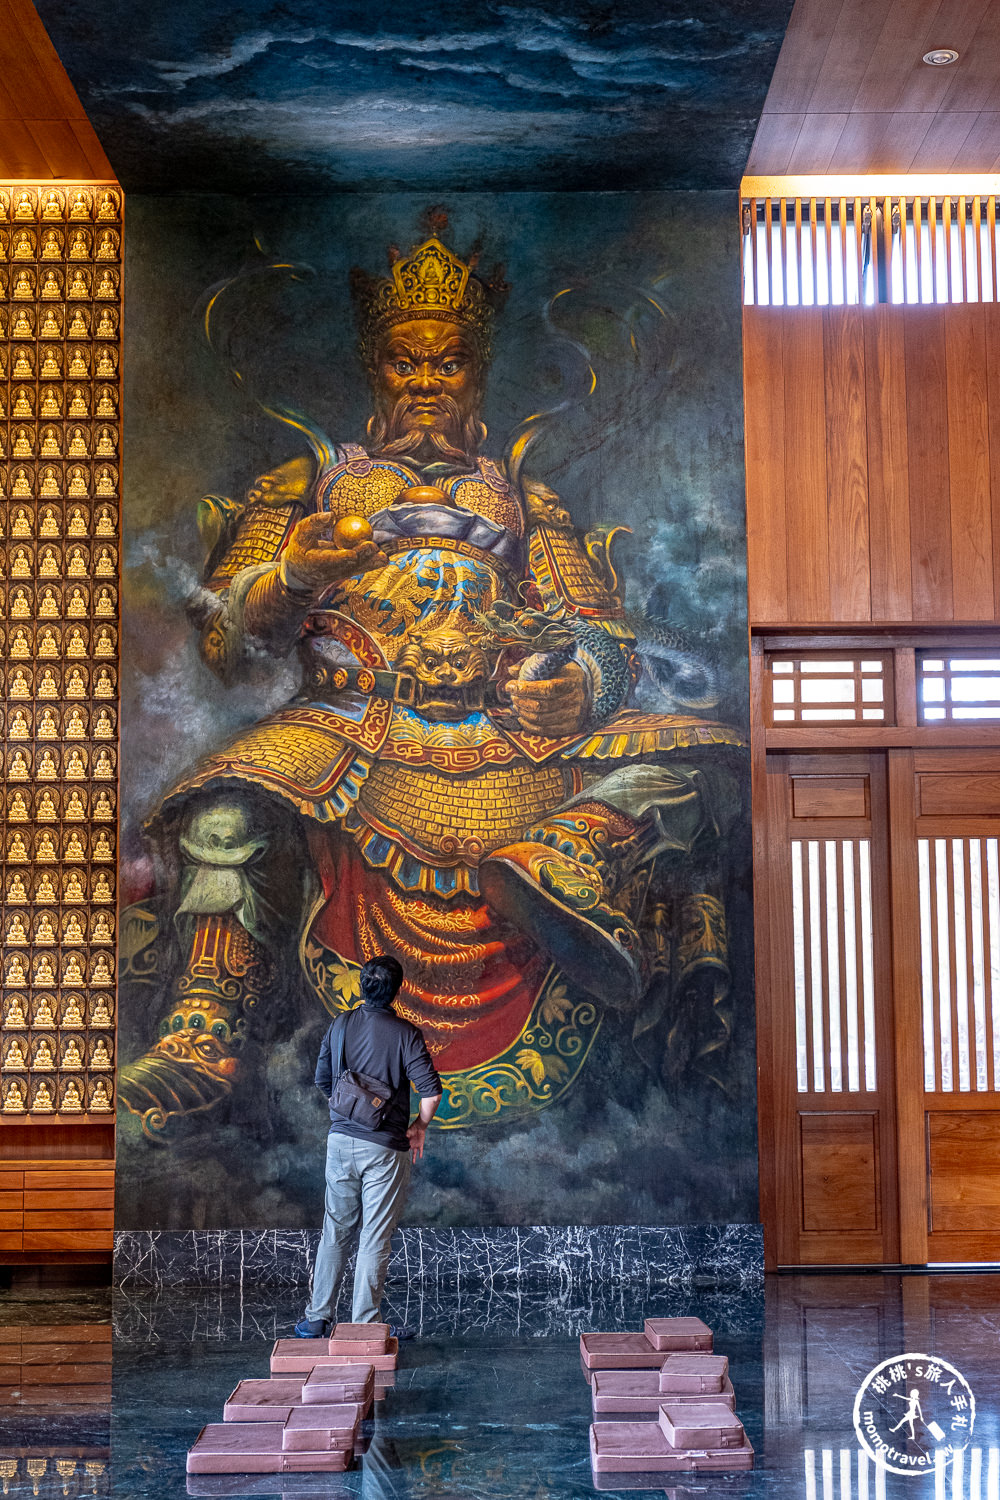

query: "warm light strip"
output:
742 174 1000 200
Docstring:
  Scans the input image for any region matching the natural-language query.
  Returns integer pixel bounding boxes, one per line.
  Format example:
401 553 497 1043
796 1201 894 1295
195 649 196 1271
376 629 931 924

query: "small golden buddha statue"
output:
92 829 114 862
13 349 34 379
60 1079 84 1113
12 428 33 458
62 953 84 986
93 789 114 820
5 912 27 944
97 229 119 258
67 587 89 619
35 790 57 822
37 706 58 739
97 189 119 219
96 269 118 299
40 228 62 259
12 388 33 418
33 994 56 1027
33 954 56 987
62 911 85 944
69 190 91 221
10 506 31 537
39 309 62 340
67 507 89 536
37 667 59 698
69 228 91 256
40 427 61 457
67 544 89 575
65 706 86 738
94 749 115 781
34 871 57 904
95 589 115 619
8 666 30 697
39 469 61 499
39 505 61 538
40 387 62 417
40 347 62 378
62 994 85 1028
90 995 113 1028
64 828 86 860
4 953 27 986
89 1079 113 1112
95 347 117 378
32 1080 55 1114
64 788 87 821
62 1038 84 1071
63 870 86 903
65 666 87 697
67 308 89 340
69 388 89 417
40 269 61 300
90 1038 113 1071
95 548 116 577
38 628 61 659
6 830 28 862
95 469 116 498
35 750 58 786
13 190 35 218
41 189 63 219
65 627 87 658
68 427 88 457
96 427 117 457
38 546 61 578
2 1080 26 1113
10 588 30 618
12 228 34 257
7 791 28 824
33 912 56 945
8 708 29 739
9 625 31 657
7 749 29 780
96 388 117 417
95 505 117 536
91 912 114 945
11 267 34 299
67 267 90 298
94 631 116 661
92 872 114 903
4 994 28 1029
4 1038 27 1071
6 873 28 905
91 953 113 987
68 346 89 378
11 308 33 339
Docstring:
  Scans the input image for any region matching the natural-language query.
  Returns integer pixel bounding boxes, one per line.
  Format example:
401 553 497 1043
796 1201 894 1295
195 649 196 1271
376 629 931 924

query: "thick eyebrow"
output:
384 340 473 362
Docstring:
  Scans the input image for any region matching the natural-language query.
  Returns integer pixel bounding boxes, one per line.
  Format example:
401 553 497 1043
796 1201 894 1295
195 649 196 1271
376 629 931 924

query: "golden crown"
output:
352 235 507 369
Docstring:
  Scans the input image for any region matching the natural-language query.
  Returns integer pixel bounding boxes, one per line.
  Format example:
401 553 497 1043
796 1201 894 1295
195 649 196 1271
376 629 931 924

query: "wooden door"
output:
757 752 900 1266
889 749 1000 1264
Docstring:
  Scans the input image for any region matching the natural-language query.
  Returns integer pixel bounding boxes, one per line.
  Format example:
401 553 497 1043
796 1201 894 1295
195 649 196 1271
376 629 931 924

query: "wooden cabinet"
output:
0 1158 113 1258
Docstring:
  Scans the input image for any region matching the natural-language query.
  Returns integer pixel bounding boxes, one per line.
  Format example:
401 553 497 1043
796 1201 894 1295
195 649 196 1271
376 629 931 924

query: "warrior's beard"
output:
368 394 482 466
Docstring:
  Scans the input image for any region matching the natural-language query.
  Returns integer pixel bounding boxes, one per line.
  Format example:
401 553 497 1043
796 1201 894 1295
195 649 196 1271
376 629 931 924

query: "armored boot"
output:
479 799 656 1009
118 796 294 1140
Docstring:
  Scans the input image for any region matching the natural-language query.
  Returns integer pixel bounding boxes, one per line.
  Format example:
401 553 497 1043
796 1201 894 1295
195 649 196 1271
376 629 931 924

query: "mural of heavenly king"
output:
118 226 745 1140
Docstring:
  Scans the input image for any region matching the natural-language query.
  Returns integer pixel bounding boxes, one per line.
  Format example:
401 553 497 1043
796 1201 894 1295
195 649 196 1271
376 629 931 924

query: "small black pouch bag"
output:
330 1009 395 1129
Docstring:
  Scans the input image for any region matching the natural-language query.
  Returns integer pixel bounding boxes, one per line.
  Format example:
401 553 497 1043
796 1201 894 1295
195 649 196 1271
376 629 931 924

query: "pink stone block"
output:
187 1424 351 1474
328 1322 390 1355
300 1365 375 1407
658 1353 729 1394
223 1380 304 1423
270 1339 398 1373
589 1421 754 1473
658 1401 745 1450
281 1405 361 1452
580 1333 660 1371
643 1317 713 1352
592 1370 736 1417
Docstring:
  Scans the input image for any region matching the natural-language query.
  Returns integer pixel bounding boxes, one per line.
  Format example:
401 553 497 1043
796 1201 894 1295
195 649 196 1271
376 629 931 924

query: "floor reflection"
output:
2 1270 1000 1497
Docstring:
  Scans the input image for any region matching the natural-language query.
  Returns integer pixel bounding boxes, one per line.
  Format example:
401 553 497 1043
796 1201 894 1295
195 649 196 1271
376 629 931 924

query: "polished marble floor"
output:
2 1269 1000 1498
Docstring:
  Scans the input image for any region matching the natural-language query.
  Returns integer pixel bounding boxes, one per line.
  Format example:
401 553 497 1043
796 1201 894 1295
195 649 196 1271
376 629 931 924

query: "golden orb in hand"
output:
332 514 374 549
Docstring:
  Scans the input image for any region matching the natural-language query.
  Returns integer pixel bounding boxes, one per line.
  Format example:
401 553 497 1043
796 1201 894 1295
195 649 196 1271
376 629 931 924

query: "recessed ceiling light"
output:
923 48 959 65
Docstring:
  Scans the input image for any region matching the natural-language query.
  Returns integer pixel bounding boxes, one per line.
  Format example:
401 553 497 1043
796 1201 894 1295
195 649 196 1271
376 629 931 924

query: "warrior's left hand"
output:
506 662 588 736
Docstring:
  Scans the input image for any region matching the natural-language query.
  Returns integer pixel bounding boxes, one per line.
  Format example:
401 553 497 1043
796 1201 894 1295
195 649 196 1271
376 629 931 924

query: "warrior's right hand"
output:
279 513 387 595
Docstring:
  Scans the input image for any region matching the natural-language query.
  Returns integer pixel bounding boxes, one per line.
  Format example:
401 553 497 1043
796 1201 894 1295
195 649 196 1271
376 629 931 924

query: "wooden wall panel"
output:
744 301 1000 625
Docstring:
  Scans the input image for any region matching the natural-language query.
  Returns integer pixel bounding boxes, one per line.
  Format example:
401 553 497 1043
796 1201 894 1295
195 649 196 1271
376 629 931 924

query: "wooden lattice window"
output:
767 654 894 726
919 653 1000 723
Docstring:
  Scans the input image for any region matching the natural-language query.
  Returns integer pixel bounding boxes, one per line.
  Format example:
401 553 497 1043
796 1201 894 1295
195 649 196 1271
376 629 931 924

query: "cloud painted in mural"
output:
38 0 792 192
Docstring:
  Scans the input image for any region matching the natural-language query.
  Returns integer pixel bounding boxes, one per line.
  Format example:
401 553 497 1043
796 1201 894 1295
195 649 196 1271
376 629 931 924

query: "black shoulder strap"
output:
333 1007 361 1080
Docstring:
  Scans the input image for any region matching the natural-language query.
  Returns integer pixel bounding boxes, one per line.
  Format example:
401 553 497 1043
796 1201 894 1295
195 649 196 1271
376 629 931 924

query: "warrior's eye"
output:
424 656 439 669
393 360 414 375
440 360 462 375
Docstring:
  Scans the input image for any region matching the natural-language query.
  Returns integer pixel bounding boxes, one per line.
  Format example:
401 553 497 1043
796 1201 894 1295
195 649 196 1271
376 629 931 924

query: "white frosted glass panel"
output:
919 838 936 1089
826 841 843 1092
952 840 971 1092
792 840 808 1093
858 842 877 1092
809 840 824 1092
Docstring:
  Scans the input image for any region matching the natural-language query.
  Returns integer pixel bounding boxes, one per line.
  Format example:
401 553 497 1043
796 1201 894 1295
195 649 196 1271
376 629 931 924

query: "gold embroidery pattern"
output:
357 760 569 862
208 503 298 584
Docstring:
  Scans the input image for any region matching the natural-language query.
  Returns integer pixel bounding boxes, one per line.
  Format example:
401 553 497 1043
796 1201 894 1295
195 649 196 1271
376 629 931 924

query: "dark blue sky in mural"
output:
38 0 793 193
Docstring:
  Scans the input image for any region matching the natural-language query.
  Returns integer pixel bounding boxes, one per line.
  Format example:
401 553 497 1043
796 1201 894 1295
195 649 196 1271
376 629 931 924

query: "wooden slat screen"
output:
744 195 1000 306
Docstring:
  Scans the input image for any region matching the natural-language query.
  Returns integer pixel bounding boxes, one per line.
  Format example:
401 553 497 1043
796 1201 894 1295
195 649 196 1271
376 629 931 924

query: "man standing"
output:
295 955 442 1338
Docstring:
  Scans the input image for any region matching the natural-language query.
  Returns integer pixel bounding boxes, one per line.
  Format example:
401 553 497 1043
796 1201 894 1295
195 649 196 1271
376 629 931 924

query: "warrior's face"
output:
370 317 484 466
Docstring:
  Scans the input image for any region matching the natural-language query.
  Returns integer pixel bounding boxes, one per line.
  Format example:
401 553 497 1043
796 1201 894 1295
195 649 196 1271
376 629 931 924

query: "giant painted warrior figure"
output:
119 228 745 1138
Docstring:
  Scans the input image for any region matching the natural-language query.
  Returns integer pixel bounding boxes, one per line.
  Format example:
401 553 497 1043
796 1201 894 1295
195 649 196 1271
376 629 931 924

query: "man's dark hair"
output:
359 955 404 1010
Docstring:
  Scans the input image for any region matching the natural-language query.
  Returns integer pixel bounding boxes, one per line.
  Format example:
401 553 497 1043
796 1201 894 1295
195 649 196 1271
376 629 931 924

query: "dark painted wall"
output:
117 190 756 1229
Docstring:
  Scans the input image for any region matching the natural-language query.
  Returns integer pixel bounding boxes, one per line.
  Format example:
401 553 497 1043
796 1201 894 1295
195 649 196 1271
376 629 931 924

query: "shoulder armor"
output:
206 502 302 588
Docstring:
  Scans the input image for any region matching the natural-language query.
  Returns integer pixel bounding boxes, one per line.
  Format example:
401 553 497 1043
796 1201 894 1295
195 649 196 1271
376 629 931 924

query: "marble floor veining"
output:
2 1270 1000 1498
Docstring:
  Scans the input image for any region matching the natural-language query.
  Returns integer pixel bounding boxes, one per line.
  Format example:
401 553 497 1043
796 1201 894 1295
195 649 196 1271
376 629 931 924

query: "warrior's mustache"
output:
369 393 479 464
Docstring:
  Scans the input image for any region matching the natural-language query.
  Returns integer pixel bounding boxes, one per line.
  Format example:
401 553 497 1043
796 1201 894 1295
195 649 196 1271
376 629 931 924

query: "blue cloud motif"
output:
35 0 793 191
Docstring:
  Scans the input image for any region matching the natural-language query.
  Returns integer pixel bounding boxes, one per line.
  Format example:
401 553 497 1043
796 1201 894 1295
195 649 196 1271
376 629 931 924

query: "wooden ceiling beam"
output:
0 0 114 180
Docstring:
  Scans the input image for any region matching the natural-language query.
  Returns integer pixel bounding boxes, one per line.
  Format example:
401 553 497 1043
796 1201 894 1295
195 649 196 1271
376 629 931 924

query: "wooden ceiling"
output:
0 0 114 180
746 0 1000 177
